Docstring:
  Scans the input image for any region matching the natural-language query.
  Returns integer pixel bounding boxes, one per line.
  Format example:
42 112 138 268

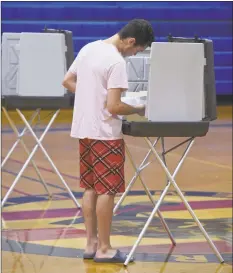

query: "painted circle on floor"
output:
2 191 232 264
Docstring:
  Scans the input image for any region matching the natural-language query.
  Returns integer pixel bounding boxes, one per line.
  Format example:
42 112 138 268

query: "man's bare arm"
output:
107 88 145 116
62 71 77 93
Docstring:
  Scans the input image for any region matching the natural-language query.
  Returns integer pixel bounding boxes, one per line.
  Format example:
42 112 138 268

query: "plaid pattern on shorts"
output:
79 138 125 195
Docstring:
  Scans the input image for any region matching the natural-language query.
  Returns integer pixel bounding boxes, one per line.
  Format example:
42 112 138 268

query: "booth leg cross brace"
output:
1 107 51 197
1 108 81 208
114 137 224 266
114 137 176 246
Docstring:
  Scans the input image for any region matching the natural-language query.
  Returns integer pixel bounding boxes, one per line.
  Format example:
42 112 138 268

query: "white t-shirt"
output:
69 40 129 140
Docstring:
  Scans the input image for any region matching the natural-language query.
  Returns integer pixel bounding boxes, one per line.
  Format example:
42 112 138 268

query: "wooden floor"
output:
1 106 232 273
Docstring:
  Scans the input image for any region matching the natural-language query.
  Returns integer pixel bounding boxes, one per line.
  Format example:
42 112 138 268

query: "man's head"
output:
117 19 154 57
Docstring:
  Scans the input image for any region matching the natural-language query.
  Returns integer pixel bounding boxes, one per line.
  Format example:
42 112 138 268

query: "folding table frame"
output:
1 107 81 208
114 129 224 266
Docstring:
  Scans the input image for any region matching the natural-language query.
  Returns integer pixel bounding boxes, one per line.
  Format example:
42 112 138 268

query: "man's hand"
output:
107 88 148 116
137 105 146 116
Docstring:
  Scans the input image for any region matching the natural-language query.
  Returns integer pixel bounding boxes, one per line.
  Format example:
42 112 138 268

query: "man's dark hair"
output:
118 19 155 47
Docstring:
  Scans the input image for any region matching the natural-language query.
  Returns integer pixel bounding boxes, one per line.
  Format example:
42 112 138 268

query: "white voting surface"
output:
146 42 205 122
17 33 67 97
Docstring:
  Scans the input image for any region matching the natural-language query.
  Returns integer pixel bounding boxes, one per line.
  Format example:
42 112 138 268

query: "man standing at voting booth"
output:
62 19 154 263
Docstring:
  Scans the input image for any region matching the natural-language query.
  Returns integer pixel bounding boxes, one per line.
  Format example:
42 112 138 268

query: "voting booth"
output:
1 31 80 208
118 36 223 265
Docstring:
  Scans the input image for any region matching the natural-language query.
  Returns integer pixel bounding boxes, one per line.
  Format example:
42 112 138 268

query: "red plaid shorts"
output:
79 138 125 195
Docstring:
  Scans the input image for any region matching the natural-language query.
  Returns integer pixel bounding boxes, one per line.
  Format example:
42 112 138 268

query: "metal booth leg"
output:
114 137 160 213
1 107 51 197
124 141 176 246
124 137 224 266
146 137 224 264
124 136 223 265
1 109 81 209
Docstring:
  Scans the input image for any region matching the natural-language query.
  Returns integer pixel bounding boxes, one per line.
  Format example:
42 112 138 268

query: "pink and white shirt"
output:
69 40 128 140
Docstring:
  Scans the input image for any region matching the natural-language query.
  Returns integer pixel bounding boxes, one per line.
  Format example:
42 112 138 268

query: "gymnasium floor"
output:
1 106 232 273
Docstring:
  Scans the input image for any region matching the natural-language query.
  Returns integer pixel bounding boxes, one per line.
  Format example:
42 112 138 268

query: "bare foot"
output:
95 248 117 259
84 240 98 255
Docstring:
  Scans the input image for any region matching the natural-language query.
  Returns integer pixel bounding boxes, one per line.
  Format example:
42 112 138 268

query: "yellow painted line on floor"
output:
3 204 231 232
2 216 82 230
169 152 232 170
2 199 81 212
1 109 73 125
137 208 232 220
127 142 232 171
115 195 231 206
3 195 231 212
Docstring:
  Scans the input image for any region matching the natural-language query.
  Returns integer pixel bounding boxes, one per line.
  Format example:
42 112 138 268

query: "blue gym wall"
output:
1 1 232 96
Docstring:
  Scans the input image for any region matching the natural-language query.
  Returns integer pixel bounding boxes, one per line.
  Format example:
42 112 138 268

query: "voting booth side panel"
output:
42 28 75 71
167 37 218 121
17 33 67 97
147 42 205 122
204 40 217 121
1 33 20 96
42 28 76 103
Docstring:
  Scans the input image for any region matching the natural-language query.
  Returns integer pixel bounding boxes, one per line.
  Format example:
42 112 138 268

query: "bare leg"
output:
82 189 98 254
95 194 117 258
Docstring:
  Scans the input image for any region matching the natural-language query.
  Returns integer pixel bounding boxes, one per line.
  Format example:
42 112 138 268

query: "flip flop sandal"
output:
94 250 135 263
83 252 96 259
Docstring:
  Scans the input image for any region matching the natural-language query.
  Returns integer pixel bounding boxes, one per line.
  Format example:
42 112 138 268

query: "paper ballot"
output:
122 91 147 106
118 91 147 119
